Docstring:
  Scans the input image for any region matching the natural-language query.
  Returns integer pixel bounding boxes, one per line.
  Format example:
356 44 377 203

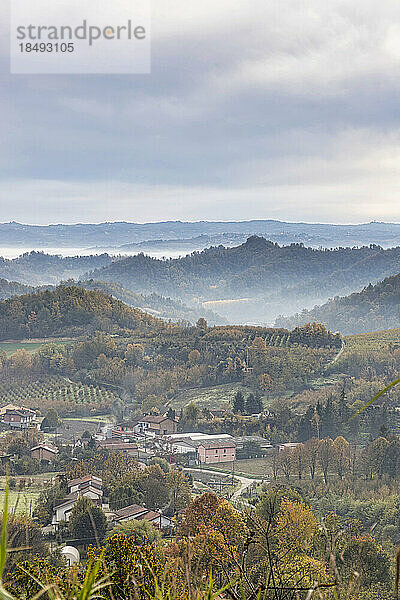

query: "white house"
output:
167 433 234 458
52 475 103 531
52 495 79 528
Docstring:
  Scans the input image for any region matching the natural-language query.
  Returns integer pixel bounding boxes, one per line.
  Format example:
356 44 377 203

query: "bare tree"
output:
304 437 319 480
318 438 334 484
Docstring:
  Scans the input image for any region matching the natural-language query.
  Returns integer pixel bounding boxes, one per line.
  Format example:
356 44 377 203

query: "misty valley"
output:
1 221 400 600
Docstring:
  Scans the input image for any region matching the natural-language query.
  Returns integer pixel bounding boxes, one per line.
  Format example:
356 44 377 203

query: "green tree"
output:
0 514 47 572
341 536 391 588
109 477 144 510
68 497 107 545
140 465 169 510
318 437 334 484
181 403 200 429
332 436 350 479
107 519 161 545
41 408 61 430
196 318 208 331
33 483 66 525
245 393 263 414
233 390 245 414
166 468 191 514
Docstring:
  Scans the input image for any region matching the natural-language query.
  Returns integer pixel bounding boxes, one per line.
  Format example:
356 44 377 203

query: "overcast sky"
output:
2 0 400 225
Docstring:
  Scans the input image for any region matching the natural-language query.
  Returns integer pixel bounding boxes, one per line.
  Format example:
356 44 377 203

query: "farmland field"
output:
0 375 121 414
344 328 400 356
0 490 41 516
0 339 74 356
198 457 272 478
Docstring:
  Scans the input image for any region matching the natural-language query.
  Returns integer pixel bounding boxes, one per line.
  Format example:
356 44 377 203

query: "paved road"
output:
184 467 257 500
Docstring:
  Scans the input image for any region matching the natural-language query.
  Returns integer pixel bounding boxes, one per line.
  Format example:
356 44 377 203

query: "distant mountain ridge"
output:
276 273 400 335
3 219 400 249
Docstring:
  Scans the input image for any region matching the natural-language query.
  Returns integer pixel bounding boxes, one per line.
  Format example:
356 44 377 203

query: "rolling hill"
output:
0 276 224 326
276 272 400 335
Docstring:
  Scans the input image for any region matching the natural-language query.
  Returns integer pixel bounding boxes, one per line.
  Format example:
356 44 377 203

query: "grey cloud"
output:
1 0 400 222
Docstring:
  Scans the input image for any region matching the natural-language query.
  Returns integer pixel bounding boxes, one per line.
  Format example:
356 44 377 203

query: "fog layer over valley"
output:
2 231 400 328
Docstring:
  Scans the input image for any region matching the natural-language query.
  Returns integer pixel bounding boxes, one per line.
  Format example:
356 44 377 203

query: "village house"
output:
1 406 36 429
68 475 103 496
111 503 174 529
52 475 104 531
96 438 138 456
234 436 273 451
166 433 235 462
30 443 59 463
198 440 236 464
169 439 200 454
125 415 178 436
277 442 301 452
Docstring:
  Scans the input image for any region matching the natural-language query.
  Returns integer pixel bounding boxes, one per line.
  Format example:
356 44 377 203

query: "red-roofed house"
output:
2 407 35 429
112 503 173 528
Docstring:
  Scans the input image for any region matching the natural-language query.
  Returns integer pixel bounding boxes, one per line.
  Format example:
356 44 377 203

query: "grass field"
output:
0 473 56 516
0 339 73 356
170 382 265 411
65 415 114 423
0 490 41 516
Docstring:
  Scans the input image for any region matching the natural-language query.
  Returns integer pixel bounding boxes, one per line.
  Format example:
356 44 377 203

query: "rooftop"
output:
30 444 59 454
68 475 103 488
114 504 149 520
198 440 236 449
168 433 233 441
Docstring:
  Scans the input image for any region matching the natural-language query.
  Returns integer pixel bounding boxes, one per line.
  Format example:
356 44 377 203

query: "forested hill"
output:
0 286 164 341
87 236 400 305
0 276 224 326
276 272 400 335
0 252 114 286
0 278 33 300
